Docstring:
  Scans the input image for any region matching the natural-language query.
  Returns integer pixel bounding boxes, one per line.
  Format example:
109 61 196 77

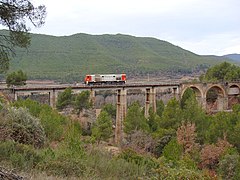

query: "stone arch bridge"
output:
179 81 240 112
1 81 240 144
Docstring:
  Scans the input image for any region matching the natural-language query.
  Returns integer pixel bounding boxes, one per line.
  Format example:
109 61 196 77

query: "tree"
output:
201 62 240 82
160 98 182 130
180 88 195 109
177 122 199 154
124 102 149 134
181 90 209 143
162 138 183 162
156 99 164 117
6 69 27 87
101 103 116 120
147 107 161 133
74 91 91 114
91 110 113 143
206 112 233 144
0 0 46 73
56 87 73 110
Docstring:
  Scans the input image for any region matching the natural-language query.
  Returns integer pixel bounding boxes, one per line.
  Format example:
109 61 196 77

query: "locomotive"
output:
84 74 126 85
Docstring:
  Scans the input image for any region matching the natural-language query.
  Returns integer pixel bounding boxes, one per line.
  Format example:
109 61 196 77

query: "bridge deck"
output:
1 82 180 91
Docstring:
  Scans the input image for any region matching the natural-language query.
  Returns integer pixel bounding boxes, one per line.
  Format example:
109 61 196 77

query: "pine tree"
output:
92 111 113 143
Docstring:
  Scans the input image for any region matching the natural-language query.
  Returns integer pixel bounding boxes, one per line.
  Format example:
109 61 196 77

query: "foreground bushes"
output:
0 107 46 148
0 141 41 170
12 99 67 141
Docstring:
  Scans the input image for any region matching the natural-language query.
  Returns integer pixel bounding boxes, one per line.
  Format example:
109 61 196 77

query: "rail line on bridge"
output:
1 82 180 91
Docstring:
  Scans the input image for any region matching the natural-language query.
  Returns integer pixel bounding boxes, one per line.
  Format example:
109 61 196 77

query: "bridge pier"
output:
173 87 178 98
145 87 156 117
201 97 207 110
217 96 228 111
90 89 95 107
115 88 127 145
49 89 57 108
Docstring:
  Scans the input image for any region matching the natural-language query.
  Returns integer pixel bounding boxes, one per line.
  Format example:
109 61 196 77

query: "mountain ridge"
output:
0 30 234 82
222 54 240 62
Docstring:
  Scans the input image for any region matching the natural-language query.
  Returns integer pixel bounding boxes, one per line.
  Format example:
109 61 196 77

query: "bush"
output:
218 153 240 179
162 138 183 163
39 154 86 177
0 106 46 148
151 165 211 180
118 148 159 171
39 122 85 177
83 148 150 179
39 106 66 141
0 141 42 170
12 99 67 141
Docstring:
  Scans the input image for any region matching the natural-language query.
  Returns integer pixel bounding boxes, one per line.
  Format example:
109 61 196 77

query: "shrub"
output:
124 130 156 155
118 148 159 171
162 138 183 163
1 106 46 148
0 141 42 170
218 153 240 179
39 122 85 177
40 154 86 177
151 165 211 180
83 148 150 179
12 99 67 142
39 106 66 141
200 137 232 170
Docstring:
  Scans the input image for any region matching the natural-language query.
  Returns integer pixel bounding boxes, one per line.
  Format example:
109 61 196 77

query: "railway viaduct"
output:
2 81 240 144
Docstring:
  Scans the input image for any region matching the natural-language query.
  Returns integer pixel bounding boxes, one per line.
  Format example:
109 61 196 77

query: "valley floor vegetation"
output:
1 62 240 179
1 87 240 179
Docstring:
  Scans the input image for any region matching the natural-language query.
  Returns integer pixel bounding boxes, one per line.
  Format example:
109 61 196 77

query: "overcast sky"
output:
29 0 240 55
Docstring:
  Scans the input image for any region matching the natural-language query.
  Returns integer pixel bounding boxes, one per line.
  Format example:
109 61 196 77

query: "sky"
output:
27 0 240 55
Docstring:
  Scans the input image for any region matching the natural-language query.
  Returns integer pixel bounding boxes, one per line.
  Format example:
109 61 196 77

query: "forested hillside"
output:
0 30 232 82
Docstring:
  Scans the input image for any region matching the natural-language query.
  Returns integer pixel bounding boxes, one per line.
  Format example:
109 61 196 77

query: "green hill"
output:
1 30 232 82
223 54 240 62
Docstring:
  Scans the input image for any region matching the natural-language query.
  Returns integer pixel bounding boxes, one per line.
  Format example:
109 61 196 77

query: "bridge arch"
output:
227 84 240 109
181 86 203 98
228 84 240 92
205 85 227 111
181 86 203 106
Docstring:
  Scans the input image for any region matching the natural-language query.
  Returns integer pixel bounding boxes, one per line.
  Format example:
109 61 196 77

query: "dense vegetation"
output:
200 62 240 82
1 80 240 179
0 30 234 82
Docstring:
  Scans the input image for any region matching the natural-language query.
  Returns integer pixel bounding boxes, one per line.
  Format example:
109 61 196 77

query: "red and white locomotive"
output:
84 74 126 85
